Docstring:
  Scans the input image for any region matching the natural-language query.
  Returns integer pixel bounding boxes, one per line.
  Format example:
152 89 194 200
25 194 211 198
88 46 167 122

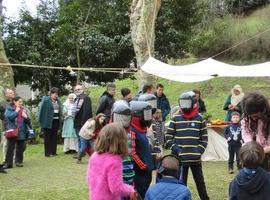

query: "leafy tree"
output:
4 0 75 94
155 0 205 60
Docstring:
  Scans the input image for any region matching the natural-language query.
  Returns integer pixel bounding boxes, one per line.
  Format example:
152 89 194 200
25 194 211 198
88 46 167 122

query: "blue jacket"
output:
5 105 32 140
165 113 208 165
154 92 171 121
145 177 191 200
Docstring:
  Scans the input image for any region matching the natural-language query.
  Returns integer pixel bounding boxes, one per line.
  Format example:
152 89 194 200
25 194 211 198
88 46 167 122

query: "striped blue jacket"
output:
165 114 208 165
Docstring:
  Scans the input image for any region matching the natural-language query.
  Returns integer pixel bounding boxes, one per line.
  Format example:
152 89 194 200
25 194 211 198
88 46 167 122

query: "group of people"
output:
1 82 270 200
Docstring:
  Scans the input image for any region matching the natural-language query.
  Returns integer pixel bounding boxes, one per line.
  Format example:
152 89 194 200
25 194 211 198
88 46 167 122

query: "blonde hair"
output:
95 123 128 157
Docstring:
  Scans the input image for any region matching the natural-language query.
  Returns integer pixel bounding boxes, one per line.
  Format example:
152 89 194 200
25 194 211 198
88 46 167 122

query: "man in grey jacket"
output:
0 88 15 173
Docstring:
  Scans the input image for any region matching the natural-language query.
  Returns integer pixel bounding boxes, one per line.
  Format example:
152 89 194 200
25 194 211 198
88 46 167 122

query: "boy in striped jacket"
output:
165 91 209 200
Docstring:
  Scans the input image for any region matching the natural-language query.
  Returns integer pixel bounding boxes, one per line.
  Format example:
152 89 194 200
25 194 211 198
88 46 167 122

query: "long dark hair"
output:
242 92 270 139
94 113 106 130
11 96 22 106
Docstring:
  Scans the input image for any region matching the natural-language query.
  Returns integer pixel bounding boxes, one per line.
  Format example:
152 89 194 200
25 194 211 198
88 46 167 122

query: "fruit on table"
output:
211 119 226 125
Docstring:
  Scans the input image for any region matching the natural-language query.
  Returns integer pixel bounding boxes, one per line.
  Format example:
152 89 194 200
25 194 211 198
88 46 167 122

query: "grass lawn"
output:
0 143 234 200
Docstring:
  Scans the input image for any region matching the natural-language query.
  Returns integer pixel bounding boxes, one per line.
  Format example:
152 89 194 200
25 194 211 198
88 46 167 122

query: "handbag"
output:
27 128 36 139
5 128 19 139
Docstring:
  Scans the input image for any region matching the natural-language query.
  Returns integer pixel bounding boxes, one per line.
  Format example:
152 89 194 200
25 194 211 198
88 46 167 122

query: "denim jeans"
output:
75 127 82 150
79 137 94 157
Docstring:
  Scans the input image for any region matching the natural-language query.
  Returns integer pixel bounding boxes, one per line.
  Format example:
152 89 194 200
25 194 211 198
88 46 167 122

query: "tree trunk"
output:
130 0 161 89
0 0 15 101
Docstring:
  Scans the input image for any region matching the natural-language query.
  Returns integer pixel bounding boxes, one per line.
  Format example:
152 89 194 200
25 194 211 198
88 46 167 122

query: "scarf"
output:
75 94 84 112
15 106 23 126
231 85 244 105
180 106 199 119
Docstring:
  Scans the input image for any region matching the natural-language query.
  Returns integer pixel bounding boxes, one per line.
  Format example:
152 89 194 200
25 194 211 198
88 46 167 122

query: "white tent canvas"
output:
141 57 270 83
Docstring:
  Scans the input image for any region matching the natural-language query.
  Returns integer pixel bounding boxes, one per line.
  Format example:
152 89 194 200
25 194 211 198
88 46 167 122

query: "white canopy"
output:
141 56 270 82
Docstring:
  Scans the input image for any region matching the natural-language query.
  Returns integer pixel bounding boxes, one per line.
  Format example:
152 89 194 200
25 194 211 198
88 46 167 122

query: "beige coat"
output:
79 119 96 140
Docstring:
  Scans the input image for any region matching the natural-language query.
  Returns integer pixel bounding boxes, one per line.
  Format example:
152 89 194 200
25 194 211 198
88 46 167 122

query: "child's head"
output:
157 154 180 179
95 123 128 157
239 141 265 168
153 109 162 120
231 112 240 123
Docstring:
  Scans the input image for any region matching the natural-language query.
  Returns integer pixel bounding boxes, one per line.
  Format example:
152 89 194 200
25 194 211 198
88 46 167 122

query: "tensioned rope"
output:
0 63 136 74
210 26 270 58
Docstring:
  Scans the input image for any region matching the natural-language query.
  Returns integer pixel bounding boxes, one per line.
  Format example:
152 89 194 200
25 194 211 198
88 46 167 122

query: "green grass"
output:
0 144 234 200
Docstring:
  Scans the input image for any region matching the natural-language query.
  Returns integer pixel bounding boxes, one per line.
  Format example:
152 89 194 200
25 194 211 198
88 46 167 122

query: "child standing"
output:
224 112 243 174
165 91 209 200
151 109 165 148
130 100 154 199
86 123 136 200
229 141 270 200
111 100 135 199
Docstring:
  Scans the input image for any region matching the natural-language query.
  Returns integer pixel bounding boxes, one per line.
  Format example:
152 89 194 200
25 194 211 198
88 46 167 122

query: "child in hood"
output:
229 141 270 200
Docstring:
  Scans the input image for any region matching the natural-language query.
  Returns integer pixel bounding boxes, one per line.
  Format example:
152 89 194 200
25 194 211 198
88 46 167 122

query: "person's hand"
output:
130 191 138 200
15 106 20 112
22 110 28 118
227 137 231 141
228 104 233 109
264 146 270 154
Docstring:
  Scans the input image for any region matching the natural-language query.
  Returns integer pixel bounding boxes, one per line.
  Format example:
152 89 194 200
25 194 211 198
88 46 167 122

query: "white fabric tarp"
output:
201 128 229 161
141 57 270 82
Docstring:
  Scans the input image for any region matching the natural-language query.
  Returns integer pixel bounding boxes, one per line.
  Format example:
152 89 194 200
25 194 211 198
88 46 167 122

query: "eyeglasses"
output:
74 89 82 92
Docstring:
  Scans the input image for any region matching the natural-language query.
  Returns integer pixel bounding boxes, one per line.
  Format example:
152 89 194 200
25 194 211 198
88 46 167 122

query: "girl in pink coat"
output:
86 123 137 200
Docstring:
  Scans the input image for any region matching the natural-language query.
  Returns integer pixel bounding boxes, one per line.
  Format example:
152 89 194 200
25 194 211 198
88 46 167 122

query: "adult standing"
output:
4 96 32 168
0 88 15 171
154 83 171 121
38 87 62 157
241 92 270 172
74 84 92 153
96 83 116 122
223 85 244 121
62 93 78 153
193 89 206 114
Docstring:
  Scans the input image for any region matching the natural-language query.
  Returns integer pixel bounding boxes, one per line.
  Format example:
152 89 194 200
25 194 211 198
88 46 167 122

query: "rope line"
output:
0 63 136 74
210 26 270 58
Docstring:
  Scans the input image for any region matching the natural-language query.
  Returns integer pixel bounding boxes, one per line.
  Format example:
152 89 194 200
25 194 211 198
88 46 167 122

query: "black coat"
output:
74 93 92 128
229 167 270 200
96 91 115 119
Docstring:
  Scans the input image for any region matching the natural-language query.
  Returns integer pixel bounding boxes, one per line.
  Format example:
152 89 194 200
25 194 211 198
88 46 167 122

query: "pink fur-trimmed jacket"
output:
87 152 134 200
241 119 270 147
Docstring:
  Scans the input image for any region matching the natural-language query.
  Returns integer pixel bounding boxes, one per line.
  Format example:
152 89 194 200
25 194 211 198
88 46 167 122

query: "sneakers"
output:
15 163 23 167
3 164 13 169
229 169 234 174
73 154 79 159
0 165 7 173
